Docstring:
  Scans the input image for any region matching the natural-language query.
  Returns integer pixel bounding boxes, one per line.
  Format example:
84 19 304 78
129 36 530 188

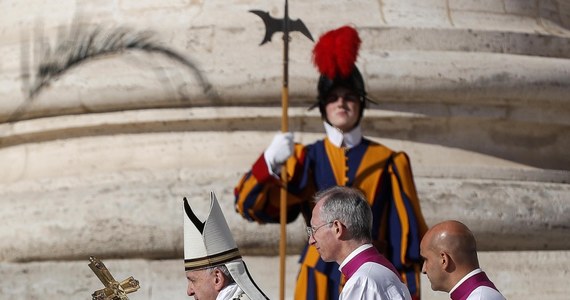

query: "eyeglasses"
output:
306 222 333 238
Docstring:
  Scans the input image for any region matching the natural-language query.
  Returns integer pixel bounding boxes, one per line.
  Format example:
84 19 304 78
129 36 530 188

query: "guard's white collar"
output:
324 121 362 149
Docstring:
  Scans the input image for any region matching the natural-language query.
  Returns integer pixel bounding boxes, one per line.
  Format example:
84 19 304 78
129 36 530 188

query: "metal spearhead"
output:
249 9 313 45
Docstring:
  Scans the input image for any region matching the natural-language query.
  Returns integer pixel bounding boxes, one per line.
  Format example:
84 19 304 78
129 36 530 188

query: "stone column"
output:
0 0 568 299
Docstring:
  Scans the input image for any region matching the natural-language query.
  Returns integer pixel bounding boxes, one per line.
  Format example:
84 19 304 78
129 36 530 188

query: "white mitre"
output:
183 192 268 300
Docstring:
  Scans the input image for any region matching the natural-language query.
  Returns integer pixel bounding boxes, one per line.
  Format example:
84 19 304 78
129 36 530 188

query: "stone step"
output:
1 108 567 171
0 165 568 262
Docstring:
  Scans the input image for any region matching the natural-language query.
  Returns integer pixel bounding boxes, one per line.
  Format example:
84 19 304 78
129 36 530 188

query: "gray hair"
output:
206 264 234 284
314 186 372 242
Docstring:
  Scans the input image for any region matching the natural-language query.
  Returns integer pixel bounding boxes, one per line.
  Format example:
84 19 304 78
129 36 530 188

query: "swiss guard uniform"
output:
183 192 269 300
234 26 427 300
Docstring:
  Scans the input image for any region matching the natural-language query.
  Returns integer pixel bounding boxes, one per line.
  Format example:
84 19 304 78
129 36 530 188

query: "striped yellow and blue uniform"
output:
235 137 427 300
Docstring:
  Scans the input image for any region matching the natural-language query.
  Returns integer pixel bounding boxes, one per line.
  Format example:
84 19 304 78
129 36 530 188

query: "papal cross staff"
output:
250 1 313 300
88 256 140 300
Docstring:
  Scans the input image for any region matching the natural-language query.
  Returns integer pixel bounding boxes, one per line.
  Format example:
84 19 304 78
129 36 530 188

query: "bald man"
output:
419 220 505 300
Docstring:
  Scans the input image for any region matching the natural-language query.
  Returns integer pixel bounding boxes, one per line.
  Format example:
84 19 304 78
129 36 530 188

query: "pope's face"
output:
325 86 361 132
186 269 219 300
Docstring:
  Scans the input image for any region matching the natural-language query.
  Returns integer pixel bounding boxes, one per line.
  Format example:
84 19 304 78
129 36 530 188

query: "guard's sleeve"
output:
391 152 428 238
387 151 428 299
234 143 313 224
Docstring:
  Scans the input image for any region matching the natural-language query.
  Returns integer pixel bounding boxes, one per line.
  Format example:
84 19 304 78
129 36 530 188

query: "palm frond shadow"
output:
13 22 219 122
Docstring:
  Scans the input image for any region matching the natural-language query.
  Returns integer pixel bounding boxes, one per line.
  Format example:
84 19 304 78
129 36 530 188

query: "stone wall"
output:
0 0 569 299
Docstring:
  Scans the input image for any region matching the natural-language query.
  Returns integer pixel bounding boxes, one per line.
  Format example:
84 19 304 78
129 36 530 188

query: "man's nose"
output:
308 235 316 245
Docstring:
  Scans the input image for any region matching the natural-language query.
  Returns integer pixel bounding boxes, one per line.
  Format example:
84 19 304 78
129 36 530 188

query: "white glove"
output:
264 132 294 173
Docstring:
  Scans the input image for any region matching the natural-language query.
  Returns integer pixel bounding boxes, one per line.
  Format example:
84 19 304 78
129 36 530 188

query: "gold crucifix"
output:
88 256 141 300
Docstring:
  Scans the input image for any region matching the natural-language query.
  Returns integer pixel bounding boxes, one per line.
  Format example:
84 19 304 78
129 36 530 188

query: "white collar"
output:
449 268 483 294
217 282 242 300
338 244 373 271
324 121 362 149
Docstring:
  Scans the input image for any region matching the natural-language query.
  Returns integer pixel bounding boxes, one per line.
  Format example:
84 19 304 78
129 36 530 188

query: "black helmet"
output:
311 26 370 126
315 66 367 124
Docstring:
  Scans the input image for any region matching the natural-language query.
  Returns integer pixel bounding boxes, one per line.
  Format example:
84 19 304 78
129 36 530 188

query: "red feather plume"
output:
313 26 361 80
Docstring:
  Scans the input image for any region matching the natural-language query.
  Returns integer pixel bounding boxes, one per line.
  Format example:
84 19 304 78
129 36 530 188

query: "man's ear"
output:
440 252 454 272
333 220 345 238
213 268 227 292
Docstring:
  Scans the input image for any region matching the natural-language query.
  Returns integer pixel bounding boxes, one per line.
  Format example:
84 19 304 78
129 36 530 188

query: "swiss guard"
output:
234 25 428 300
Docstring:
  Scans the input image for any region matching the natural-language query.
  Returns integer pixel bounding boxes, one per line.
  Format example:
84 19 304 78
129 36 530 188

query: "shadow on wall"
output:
13 18 219 123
